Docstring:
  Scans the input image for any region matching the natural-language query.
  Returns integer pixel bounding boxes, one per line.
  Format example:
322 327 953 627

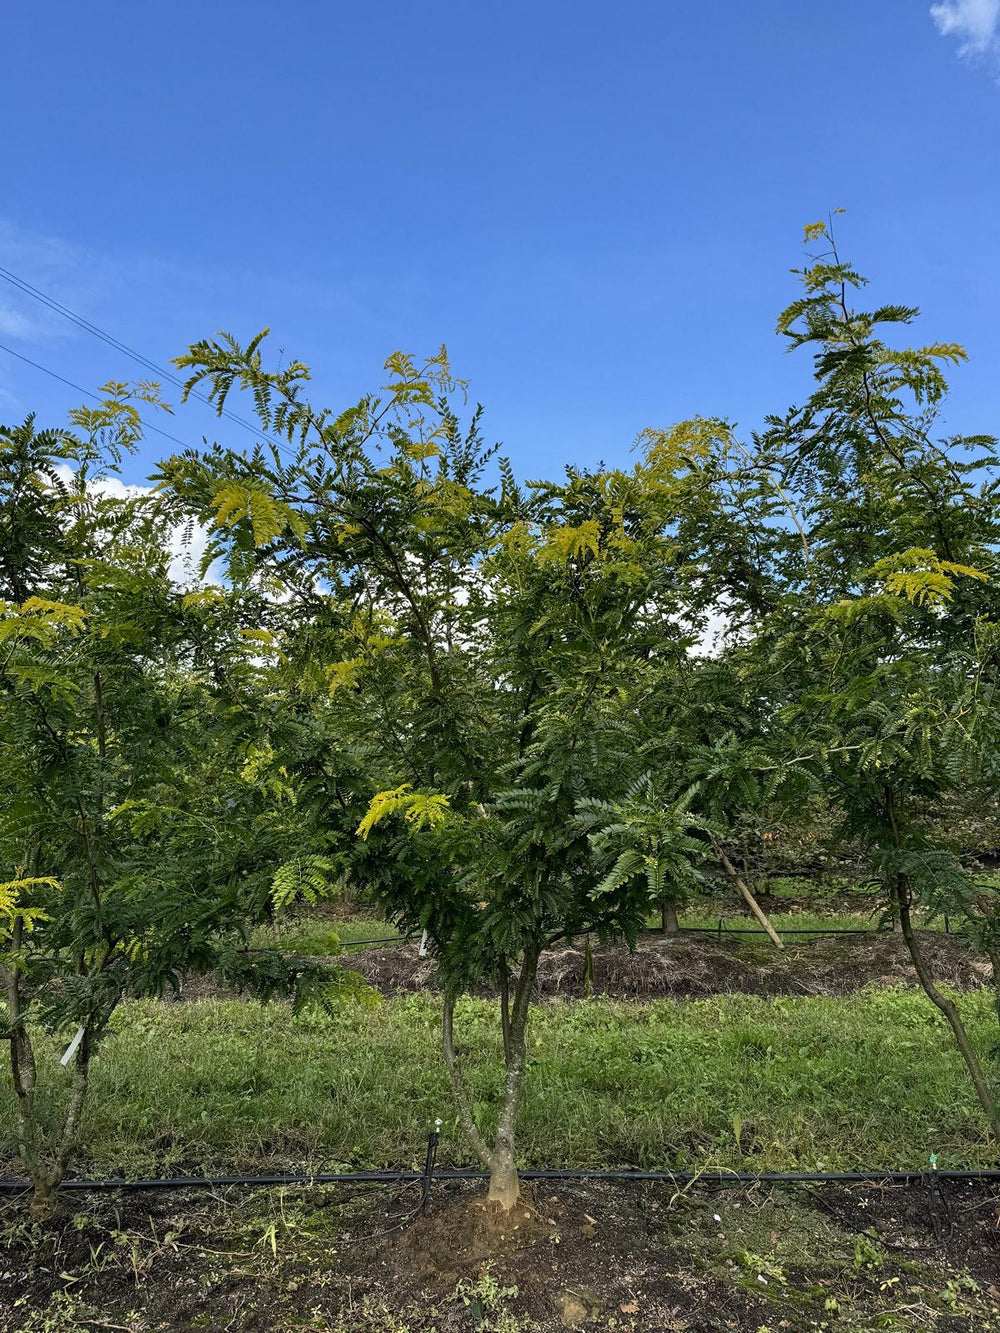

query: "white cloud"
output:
0 301 39 339
930 0 1000 56
53 465 212 589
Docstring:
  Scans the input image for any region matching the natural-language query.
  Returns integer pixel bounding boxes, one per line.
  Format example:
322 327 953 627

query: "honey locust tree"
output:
155 339 757 1209
752 221 1000 1130
0 403 352 1217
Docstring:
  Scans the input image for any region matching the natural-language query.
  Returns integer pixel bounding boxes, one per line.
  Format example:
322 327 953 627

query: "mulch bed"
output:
343 929 993 1002
169 929 993 1005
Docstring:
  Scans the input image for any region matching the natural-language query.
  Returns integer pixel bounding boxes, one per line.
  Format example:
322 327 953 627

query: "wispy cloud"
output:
0 301 41 339
930 0 1000 57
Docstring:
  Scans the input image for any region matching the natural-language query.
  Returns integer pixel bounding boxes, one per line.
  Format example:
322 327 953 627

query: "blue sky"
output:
1 1 998 483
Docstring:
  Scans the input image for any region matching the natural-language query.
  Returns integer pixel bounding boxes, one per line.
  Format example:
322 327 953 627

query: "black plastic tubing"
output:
3 1166 1000 1194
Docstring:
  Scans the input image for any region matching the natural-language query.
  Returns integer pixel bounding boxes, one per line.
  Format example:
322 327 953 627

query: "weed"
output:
453 1272 537 1332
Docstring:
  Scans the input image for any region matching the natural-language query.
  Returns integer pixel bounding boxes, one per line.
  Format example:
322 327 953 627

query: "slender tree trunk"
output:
442 993 493 1171
661 902 679 937
441 944 541 1212
4 948 94 1220
581 934 594 997
2 923 45 1202
894 876 1000 1135
499 971 512 1064
487 944 539 1209
9 1026 42 1189
712 840 784 949
987 945 1000 1031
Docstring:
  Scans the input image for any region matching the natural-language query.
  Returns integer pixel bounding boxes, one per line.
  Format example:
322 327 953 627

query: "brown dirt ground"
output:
342 930 993 1001
4 1177 1000 1331
171 930 993 1005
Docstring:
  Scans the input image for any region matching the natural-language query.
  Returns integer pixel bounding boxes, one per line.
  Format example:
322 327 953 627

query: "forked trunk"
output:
28 1170 62 1222
442 943 541 1212
487 1149 520 1209
7 1014 93 1219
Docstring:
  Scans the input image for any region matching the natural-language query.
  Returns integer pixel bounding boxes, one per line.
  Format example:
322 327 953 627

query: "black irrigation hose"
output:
337 925 960 949
677 926 888 936
3 1166 1000 1195
339 935 417 948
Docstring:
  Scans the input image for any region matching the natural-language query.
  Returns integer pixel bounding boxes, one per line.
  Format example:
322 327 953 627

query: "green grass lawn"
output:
251 915 403 955
672 908 890 935
3 987 997 1181
254 906 944 957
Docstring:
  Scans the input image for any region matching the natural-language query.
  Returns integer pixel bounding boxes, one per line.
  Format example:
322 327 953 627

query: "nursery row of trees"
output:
4 222 1000 1216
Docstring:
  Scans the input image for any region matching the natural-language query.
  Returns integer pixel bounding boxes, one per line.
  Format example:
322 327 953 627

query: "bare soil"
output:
345 929 993 1002
4 1177 1000 1330
172 929 992 1006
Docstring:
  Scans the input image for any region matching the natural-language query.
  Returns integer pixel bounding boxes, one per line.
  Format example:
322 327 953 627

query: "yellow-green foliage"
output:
0 877 56 933
211 480 307 547
538 519 601 564
869 548 987 608
356 784 451 840
0 597 88 650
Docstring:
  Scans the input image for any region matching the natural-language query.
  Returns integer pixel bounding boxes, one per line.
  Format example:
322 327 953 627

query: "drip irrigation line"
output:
3 1166 1000 1195
339 934 415 948
677 926 889 937
334 924 958 950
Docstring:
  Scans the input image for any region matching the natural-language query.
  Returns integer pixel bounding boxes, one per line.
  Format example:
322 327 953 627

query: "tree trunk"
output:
487 943 539 1209
486 1146 521 1210
441 943 541 1213
894 877 1000 1135
442 993 494 1171
581 934 594 996
3 930 45 1203
987 945 1000 1030
5 997 93 1219
10 1026 41 1183
661 902 679 937
499 971 512 1063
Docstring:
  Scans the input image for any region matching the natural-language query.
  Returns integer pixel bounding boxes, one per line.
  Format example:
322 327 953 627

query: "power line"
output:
0 340 190 450
0 263 292 454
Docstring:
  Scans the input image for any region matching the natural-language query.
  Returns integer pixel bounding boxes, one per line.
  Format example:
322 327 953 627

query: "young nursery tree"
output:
753 220 1000 1128
0 402 350 1217
156 343 759 1208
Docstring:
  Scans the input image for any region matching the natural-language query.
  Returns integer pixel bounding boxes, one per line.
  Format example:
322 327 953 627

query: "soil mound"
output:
346 929 992 1001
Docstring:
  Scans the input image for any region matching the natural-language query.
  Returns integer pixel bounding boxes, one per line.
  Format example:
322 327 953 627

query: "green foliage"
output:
575 776 711 906
270 855 341 911
0 407 359 1202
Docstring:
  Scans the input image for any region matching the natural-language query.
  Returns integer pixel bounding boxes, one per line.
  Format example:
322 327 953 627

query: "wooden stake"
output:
711 840 784 949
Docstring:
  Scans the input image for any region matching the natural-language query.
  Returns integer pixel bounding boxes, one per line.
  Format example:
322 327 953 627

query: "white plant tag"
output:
418 929 429 959
60 1024 85 1067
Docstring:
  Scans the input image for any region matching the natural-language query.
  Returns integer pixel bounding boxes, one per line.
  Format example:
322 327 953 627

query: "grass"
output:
256 906 940 958
251 915 403 955
3 986 998 1180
